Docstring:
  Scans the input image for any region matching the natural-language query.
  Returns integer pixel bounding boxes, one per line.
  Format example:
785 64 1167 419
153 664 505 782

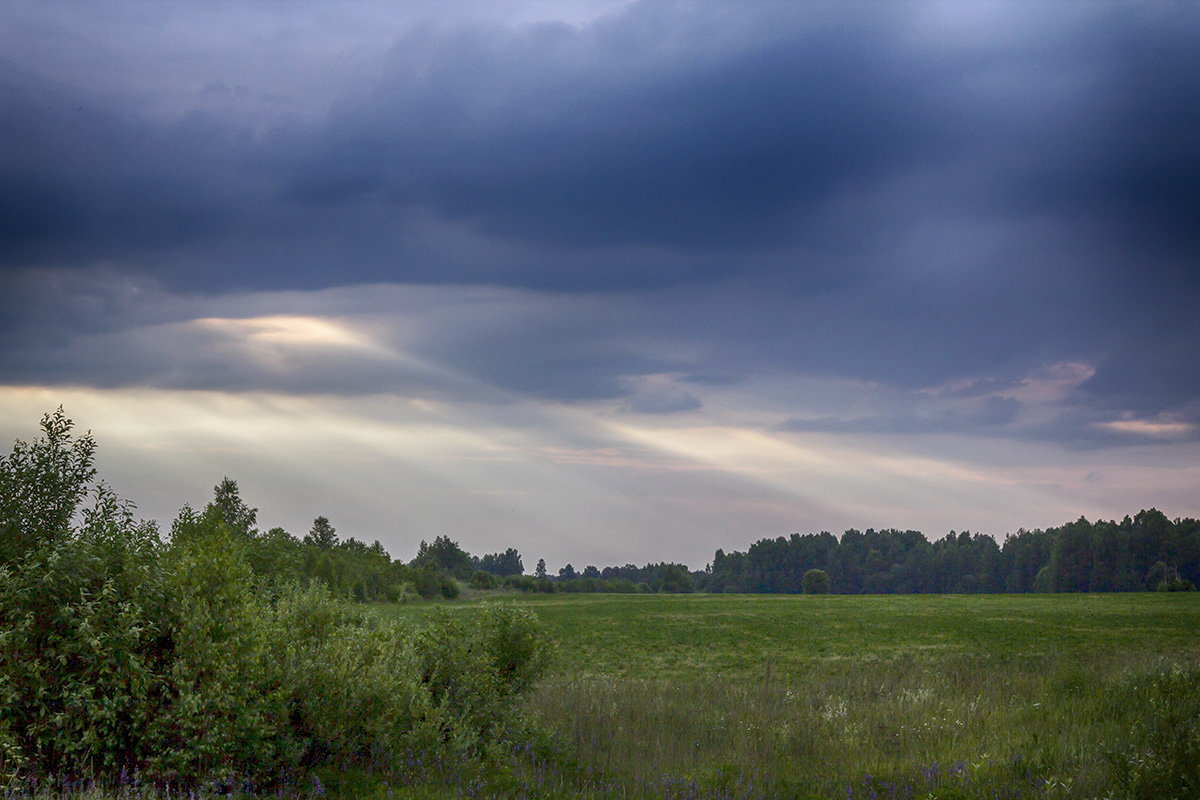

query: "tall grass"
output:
384 592 1200 799
529 652 1195 798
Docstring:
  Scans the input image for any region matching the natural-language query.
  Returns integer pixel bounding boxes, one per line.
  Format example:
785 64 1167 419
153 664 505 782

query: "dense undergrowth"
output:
0 410 553 794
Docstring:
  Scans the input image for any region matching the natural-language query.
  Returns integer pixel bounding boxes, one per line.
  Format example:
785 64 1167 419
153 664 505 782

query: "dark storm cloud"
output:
1026 11 1200 264
0 69 257 268
3 3 1195 288
289 5 948 256
1 1 1199 444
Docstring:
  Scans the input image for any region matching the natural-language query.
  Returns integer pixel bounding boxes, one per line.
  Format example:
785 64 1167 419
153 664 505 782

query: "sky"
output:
2 1 1199 571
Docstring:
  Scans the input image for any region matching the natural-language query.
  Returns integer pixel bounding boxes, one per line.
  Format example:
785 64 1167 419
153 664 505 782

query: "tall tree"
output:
413 535 473 578
305 516 338 549
478 547 524 576
206 477 258 538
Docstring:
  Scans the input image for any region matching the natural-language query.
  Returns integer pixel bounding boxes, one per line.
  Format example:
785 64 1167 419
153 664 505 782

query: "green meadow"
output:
384 592 1200 799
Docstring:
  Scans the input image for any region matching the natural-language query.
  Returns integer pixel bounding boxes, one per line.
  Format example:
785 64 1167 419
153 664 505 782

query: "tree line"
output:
172 478 1200 599
168 480 704 599
702 513 1199 594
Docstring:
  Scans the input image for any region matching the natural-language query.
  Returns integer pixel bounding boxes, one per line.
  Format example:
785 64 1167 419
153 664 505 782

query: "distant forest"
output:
161 473 1200 598
701 511 1199 595
194 481 1198 597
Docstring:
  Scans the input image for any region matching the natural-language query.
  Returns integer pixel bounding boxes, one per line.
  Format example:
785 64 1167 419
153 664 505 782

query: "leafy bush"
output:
470 570 500 590
0 411 554 790
411 565 460 600
414 605 554 744
803 568 831 594
0 492 169 777
504 574 536 592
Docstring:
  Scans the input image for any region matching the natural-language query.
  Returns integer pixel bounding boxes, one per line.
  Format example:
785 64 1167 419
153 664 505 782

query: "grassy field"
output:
382 592 1200 799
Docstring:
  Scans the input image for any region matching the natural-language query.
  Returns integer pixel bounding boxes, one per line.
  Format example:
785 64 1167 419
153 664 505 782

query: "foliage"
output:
414 605 554 743
0 489 167 778
705 513 1200 595
469 570 499 590
208 477 258 538
0 407 97 563
0 411 554 791
304 515 339 549
413 536 474 580
656 563 694 593
409 566 460 600
802 567 830 594
476 548 523 577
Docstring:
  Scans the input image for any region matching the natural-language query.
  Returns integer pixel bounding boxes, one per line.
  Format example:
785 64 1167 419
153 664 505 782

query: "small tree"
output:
305 515 339 549
535 558 547 578
0 406 97 563
413 535 473 578
803 568 830 594
478 547 523 576
207 477 258 538
658 563 695 593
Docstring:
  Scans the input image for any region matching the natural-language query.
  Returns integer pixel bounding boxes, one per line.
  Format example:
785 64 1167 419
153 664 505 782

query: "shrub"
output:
411 565 460 600
0 411 555 790
1158 578 1196 592
470 570 500 590
803 568 831 594
0 513 170 777
150 524 291 782
414 605 554 743
262 583 441 770
0 414 169 779
387 581 416 603
504 574 536 592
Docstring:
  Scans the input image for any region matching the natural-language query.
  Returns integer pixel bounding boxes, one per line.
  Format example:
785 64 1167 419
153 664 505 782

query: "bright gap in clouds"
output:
3 372 1198 571
194 316 382 350
1099 417 1198 440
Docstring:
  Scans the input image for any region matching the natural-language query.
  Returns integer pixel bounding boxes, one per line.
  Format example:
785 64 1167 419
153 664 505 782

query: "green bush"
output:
470 570 500 590
505 574 536 592
414 605 554 743
0 407 98 564
0 493 169 777
802 568 831 594
262 583 442 770
0 411 554 790
411 565 460 600
150 524 291 782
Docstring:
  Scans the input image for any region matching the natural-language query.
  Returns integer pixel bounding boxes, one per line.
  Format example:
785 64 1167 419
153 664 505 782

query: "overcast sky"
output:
2 1 1198 570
